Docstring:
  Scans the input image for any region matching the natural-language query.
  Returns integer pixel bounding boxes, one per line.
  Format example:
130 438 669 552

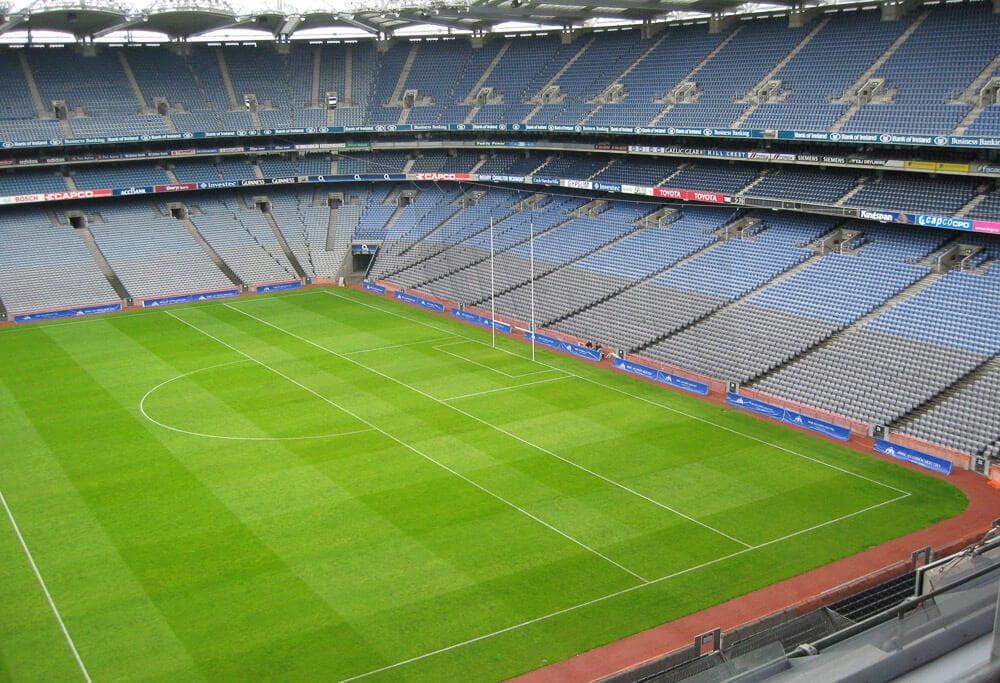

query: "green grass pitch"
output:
0 288 966 681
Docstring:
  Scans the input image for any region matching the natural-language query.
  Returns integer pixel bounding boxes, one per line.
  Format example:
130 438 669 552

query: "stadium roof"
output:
0 0 920 41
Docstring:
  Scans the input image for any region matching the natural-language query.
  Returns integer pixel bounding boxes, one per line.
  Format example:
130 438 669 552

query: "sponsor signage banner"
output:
14 302 121 323
531 175 562 186
726 393 849 440
477 173 526 184
394 290 445 313
141 288 240 308
782 408 850 441
612 357 709 395
450 308 513 334
906 214 974 231
874 438 953 475
857 208 901 223
726 392 786 420
255 281 302 294
6 188 115 204
411 172 471 181
972 220 1000 234
523 332 602 361
653 187 726 203
13 124 991 151
362 281 386 295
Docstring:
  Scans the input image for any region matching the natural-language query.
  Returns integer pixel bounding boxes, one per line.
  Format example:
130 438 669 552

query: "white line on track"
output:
164 309 646 583
342 336 454 356
226 302 753 550
138 360 375 442
337 491 910 682
441 375 572 402
323 290 910 498
0 488 92 682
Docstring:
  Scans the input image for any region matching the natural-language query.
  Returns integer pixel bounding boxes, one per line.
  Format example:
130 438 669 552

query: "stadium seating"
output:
86 203 234 298
0 4 995 140
187 196 297 285
0 209 119 314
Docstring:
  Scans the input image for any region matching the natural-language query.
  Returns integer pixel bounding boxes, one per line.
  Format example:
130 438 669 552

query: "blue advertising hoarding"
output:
394 290 445 313
142 288 240 308
726 393 850 441
255 281 302 294
612 357 709 395
523 332 602 361
451 308 512 334
363 281 387 295
14 302 121 323
874 439 953 475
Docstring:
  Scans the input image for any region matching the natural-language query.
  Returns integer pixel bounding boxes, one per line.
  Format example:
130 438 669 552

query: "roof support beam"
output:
397 11 476 32
92 18 144 40
516 0 691 11
278 14 301 36
434 6 596 22
336 12 384 35
0 13 25 33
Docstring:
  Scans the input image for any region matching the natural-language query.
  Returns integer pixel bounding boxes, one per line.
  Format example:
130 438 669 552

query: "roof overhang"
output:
0 0 902 41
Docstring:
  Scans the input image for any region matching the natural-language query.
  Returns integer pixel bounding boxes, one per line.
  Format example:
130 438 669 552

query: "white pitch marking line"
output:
323 290 910 498
164 310 646 583
432 344 560 379
337 491 911 683
441 375 572 402
226 302 752 550
139 360 375 442
0 488 92 682
342 336 454 356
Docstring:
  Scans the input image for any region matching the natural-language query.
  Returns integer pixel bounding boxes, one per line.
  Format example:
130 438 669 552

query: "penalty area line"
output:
0 488 92 682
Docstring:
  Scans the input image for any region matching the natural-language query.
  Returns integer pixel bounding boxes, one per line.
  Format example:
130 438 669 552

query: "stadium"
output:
0 0 999 679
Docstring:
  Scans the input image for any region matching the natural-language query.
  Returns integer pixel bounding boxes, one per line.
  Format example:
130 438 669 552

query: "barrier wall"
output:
393 290 445 313
725 393 851 441
873 439 953 475
1 123 997 151
524 331 603 362
254 280 302 294
451 308 512 334
140 288 240 308
13 301 121 323
612 357 709 396
6 140 993 179
2 168 990 237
